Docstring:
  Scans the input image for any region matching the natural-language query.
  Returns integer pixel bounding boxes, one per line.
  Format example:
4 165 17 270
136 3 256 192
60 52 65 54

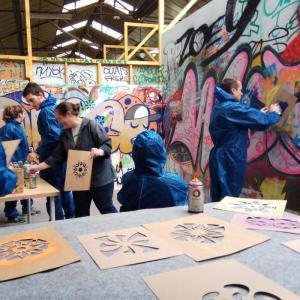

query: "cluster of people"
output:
0 79 282 223
0 83 188 222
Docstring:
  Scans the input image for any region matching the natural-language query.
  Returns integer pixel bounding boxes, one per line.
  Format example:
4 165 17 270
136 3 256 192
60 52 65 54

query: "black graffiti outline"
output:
175 0 260 68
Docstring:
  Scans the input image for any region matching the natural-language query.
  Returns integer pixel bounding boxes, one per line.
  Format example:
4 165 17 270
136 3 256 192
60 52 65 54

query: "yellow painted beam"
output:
127 26 158 60
0 55 27 60
124 23 129 61
25 0 33 81
144 49 158 62
158 0 164 64
125 22 157 28
164 0 197 32
97 63 102 84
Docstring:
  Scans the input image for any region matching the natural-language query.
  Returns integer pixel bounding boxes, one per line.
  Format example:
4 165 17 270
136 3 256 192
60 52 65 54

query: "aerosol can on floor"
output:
188 177 204 213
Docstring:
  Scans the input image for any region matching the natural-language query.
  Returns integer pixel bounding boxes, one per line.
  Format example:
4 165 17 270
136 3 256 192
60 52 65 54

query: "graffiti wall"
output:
0 79 163 183
162 0 300 210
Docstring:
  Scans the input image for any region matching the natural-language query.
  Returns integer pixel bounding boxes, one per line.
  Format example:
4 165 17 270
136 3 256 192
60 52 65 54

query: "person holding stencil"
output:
23 83 74 220
209 78 282 202
29 102 117 217
0 105 40 222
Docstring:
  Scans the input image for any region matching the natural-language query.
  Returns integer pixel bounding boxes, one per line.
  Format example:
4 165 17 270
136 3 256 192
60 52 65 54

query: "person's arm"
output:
29 133 67 173
90 121 112 159
224 102 281 131
38 109 61 143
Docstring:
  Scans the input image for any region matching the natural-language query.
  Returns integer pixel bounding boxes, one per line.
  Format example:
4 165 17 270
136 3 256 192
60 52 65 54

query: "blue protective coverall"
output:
209 87 281 202
118 130 188 212
37 94 74 219
0 119 31 218
0 143 17 197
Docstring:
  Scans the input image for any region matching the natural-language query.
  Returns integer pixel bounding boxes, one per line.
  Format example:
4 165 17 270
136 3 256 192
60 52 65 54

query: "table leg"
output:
27 198 32 224
49 196 56 221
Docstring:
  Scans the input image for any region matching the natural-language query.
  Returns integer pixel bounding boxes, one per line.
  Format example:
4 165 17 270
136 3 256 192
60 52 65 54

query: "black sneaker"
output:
22 206 41 216
7 216 26 223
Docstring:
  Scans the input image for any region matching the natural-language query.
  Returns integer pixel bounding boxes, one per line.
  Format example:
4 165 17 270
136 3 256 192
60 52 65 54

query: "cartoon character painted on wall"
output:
87 92 160 154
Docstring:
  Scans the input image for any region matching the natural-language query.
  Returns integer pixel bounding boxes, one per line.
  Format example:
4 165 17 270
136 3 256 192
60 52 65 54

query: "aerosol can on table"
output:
188 178 204 213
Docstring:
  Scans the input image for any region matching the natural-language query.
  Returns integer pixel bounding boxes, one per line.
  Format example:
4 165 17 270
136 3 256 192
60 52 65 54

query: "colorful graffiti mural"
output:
162 0 300 210
0 80 162 183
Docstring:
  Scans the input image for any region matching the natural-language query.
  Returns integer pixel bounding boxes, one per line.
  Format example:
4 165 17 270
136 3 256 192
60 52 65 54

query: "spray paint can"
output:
188 178 204 213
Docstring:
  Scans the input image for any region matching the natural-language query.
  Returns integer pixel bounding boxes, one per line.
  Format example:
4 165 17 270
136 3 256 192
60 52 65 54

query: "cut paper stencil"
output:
1 139 20 163
214 196 287 217
143 214 269 262
282 239 300 254
231 214 300 234
64 150 93 191
0 227 80 281
144 260 300 300
77 227 181 269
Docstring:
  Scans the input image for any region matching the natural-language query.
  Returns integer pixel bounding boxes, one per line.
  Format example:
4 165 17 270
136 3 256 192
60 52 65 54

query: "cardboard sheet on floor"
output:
144 259 300 300
282 239 300 254
77 227 182 269
64 149 93 191
0 227 80 282
143 214 269 262
231 213 300 234
214 196 287 217
1 139 20 163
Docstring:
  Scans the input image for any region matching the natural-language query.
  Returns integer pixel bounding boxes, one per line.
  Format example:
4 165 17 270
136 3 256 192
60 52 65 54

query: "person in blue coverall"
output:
209 78 282 202
0 143 17 197
118 130 188 212
23 83 75 219
0 105 41 222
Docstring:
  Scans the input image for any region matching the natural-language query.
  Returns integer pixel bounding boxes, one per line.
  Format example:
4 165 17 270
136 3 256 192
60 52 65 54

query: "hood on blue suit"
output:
215 87 237 103
132 130 166 177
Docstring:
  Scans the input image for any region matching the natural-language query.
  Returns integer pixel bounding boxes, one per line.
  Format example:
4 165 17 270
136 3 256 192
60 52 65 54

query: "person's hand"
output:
27 165 40 174
90 148 105 159
28 152 39 163
270 103 282 114
260 106 270 113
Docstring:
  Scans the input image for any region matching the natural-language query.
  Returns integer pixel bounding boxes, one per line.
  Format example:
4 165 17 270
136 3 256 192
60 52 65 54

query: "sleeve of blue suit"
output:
38 109 61 144
223 102 281 131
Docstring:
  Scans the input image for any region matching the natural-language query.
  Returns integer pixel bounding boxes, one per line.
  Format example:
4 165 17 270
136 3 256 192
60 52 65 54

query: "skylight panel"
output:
56 51 71 57
56 20 88 36
53 39 77 49
75 51 92 59
104 0 134 15
62 0 98 12
91 21 123 40
83 38 98 50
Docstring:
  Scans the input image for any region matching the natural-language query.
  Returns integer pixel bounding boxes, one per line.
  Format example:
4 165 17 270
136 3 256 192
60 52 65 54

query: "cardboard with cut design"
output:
64 149 93 191
0 227 80 281
144 260 300 300
143 214 269 261
214 196 287 217
77 226 182 269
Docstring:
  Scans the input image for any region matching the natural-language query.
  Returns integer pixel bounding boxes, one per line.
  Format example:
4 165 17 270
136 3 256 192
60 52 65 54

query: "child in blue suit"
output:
0 143 17 197
0 105 40 222
118 130 188 211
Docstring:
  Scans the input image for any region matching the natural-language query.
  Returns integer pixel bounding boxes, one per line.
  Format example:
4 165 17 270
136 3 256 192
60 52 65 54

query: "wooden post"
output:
158 0 164 64
124 23 129 61
129 64 133 85
64 62 68 83
97 63 102 84
24 0 33 81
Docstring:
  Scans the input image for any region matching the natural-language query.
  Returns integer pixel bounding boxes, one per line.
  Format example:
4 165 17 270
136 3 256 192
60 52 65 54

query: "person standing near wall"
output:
209 78 282 202
0 105 41 223
22 83 75 220
28 102 117 218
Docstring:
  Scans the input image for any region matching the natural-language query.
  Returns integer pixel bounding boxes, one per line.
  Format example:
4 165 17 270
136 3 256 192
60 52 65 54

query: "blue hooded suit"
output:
118 130 188 212
209 87 281 202
0 143 17 197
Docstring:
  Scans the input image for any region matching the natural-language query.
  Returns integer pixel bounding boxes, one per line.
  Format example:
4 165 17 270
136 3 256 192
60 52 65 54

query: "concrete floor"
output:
0 184 122 228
